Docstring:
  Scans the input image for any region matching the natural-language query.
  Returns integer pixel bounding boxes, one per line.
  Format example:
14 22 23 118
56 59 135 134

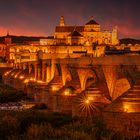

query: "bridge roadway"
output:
19 55 140 65
51 55 140 66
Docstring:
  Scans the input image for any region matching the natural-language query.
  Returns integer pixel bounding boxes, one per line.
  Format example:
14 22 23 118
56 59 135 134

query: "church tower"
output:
59 16 65 26
112 26 119 45
4 31 12 45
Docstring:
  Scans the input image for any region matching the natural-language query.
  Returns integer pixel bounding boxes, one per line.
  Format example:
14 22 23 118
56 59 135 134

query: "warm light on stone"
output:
4 71 10 76
85 99 90 104
123 104 129 112
64 90 69 96
19 76 24 79
30 78 36 81
6 70 13 76
124 107 128 112
52 86 57 91
37 80 44 84
88 96 94 101
24 79 29 83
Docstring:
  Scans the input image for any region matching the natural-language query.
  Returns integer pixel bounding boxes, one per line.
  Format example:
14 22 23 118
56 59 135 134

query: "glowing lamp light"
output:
30 78 33 81
19 76 24 79
52 86 57 91
37 80 44 84
64 90 69 96
124 107 128 112
24 79 29 83
4 72 9 76
88 96 93 101
11 73 14 76
85 99 90 104
30 78 36 82
33 78 36 81
4 70 12 76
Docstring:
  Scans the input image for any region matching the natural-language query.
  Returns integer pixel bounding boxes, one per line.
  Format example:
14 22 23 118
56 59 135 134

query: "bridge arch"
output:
29 63 35 73
65 74 72 84
54 63 62 77
78 69 97 90
61 65 73 85
10 47 15 52
10 53 15 60
41 47 48 53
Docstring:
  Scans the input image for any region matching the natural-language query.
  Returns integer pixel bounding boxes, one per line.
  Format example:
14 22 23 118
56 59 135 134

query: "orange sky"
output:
0 0 139 39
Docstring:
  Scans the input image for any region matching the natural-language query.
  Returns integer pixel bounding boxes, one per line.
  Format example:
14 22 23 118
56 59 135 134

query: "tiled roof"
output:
85 19 99 25
55 26 84 32
70 30 83 37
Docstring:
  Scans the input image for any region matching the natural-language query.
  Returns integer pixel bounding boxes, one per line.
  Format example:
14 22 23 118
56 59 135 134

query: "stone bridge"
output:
3 55 140 116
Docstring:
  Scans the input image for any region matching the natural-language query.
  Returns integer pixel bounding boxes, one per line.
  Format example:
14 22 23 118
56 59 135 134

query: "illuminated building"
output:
40 16 119 46
2 16 140 127
6 16 140 64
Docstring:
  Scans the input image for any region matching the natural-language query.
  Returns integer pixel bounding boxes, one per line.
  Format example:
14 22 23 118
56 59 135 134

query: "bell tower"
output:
59 16 65 26
4 31 12 45
112 26 119 45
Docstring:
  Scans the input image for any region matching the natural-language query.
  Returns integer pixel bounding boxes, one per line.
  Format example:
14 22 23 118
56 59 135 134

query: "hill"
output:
0 35 47 44
0 36 140 45
120 38 140 45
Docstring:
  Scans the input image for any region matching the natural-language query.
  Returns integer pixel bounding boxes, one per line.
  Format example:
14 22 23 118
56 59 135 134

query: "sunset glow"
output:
0 0 139 38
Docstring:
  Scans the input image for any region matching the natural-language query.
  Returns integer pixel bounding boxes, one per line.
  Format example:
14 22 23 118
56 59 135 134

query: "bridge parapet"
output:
54 55 140 66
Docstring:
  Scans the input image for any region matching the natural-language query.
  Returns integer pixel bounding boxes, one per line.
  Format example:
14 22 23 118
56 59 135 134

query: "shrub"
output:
32 103 48 110
0 84 26 103
0 114 19 140
111 132 125 140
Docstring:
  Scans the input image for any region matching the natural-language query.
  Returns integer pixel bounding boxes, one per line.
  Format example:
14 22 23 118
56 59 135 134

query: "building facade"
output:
41 16 119 46
1 16 139 63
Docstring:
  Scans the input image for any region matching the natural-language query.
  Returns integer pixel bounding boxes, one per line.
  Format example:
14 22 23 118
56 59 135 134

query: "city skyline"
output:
0 0 139 39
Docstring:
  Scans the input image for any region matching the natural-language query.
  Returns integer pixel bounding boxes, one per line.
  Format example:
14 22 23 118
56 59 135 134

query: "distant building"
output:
0 44 6 58
24 41 40 45
1 16 140 63
4 32 12 45
40 36 56 45
56 16 118 45
0 32 12 59
40 16 119 46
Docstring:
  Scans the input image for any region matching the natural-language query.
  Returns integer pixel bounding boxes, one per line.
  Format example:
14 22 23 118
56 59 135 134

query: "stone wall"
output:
53 95 75 114
103 65 131 101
